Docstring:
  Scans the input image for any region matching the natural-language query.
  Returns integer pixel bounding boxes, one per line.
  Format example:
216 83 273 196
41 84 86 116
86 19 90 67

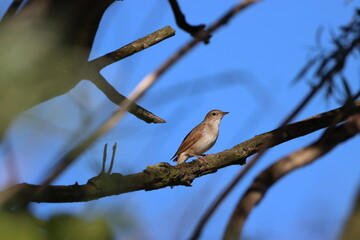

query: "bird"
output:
171 110 229 165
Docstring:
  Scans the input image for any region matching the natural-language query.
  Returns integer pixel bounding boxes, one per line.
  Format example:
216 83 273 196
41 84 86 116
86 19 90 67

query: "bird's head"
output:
204 110 229 122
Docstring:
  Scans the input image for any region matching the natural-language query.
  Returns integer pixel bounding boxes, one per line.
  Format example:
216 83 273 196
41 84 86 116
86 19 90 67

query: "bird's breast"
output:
189 124 219 155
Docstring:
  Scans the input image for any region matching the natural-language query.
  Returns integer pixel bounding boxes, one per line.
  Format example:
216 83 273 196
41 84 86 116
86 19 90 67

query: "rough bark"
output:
2 101 359 206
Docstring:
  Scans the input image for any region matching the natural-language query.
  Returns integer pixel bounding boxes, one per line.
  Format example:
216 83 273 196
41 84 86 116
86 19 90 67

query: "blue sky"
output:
1 0 360 239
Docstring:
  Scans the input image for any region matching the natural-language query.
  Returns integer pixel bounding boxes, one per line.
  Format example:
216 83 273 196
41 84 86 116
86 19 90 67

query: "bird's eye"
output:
212 112 216 116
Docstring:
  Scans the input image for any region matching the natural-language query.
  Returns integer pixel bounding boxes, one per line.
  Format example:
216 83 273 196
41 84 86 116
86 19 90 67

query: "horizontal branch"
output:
2 101 360 204
223 112 360 240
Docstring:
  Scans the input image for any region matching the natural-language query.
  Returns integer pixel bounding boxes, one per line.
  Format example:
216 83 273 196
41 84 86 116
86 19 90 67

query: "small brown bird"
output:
171 110 229 164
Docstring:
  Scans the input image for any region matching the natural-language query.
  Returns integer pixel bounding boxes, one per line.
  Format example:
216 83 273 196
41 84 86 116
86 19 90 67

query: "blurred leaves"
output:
0 20 88 137
0 211 112 240
0 211 45 240
0 0 113 137
47 214 112 240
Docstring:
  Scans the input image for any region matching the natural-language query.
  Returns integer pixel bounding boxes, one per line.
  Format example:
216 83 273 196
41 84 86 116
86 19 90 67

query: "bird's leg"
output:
189 153 206 160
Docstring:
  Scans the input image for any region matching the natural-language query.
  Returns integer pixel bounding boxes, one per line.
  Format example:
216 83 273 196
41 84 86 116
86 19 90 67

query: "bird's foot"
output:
198 155 207 160
192 154 206 160
187 153 203 159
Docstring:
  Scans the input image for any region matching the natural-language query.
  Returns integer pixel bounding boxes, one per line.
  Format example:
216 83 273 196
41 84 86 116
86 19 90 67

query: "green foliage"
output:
0 212 112 240
0 212 46 240
47 214 112 240
0 21 88 137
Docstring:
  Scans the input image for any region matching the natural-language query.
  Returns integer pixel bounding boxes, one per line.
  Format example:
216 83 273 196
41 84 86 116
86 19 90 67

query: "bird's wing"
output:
171 124 204 160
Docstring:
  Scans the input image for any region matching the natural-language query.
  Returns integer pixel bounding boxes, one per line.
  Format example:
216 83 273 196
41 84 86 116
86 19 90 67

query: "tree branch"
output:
0 1 168 138
168 0 209 43
0 0 23 22
90 26 175 70
88 26 175 124
2 100 360 205
91 74 166 124
223 113 360 240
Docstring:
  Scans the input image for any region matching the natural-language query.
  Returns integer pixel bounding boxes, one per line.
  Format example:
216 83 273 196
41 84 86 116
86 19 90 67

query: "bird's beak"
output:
222 112 229 115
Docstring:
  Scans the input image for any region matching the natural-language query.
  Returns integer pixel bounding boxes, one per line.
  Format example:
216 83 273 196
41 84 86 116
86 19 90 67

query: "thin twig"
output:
101 143 108 173
107 142 117 174
168 0 208 43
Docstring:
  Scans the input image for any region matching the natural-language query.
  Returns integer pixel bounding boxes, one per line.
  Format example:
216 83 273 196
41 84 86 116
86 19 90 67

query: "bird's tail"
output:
174 154 187 165
170 154 177 162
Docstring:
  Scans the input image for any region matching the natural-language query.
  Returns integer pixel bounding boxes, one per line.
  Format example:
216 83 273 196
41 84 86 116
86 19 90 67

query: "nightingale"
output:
171 110 229 165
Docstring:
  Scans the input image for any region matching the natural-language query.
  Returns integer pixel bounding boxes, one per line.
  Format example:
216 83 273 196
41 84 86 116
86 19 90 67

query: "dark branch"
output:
107 142 117 174
0 0 23 22
223 113 360 240
2 100 360 205
91 75 166 124
88 26 174 124
168 0 210 43
101 144 108 174
88 26 176 124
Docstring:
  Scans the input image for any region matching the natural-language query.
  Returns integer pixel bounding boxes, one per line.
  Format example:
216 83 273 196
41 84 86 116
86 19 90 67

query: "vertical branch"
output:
101 143 108 174
107 142 117 174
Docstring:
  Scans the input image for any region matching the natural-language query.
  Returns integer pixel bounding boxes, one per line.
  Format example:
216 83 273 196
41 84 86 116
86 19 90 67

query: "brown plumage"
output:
171 110 229 164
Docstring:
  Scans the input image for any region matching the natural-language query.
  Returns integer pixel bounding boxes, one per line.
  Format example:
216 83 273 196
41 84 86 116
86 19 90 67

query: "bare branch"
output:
2 101 359 206
223 113 360 240
101 144 108 174
0 0 23 22
91 75 166 124
145 0 259 85
107 142 117 174
90 26 176 69
168 0 209 43
88 26 175 124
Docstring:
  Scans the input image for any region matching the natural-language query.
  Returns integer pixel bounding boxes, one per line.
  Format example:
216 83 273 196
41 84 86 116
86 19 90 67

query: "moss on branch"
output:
2 101 360 205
